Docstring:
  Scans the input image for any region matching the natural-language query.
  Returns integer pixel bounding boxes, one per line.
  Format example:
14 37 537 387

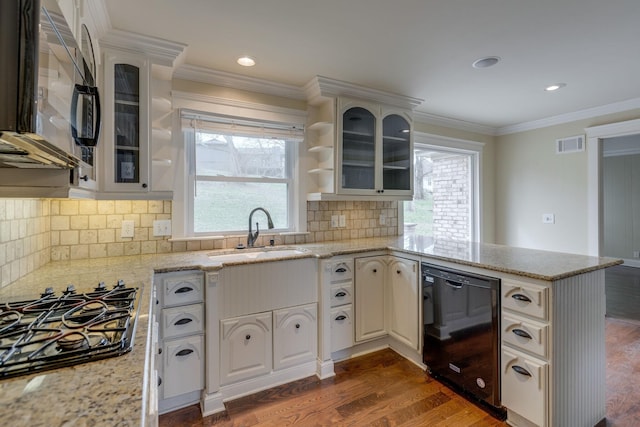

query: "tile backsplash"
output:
0 198 399 288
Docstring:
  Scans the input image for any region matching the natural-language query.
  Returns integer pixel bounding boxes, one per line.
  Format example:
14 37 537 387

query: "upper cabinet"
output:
305 77 423 201
337 99 412 198
102 50 151 193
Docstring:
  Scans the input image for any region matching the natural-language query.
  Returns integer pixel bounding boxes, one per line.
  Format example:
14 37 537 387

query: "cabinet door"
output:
162 335 204 399
330 305 353 352
162 303 204 340
387 258 419 350
338 101 377 194
382 113 412 193
103 50 150 192
355 256 387 342
502 346 548 427
273 304 317 370
220 312 272 385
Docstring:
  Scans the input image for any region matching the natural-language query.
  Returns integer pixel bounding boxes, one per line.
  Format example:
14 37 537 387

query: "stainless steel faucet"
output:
247 207 274 247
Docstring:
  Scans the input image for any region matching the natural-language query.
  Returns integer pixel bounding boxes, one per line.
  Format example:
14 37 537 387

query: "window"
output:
183 112 302 235
404 134 482 243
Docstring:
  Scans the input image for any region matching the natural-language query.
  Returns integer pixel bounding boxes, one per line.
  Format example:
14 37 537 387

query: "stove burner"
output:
0 280 140 379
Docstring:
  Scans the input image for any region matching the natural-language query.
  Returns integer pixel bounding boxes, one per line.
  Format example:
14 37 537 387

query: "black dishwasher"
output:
422 263 505 418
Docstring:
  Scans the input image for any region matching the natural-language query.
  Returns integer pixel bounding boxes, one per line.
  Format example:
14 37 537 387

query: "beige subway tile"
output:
132 201 148 213
200 240 214 250
156 213 170 221
186 241 201 251
114 201 132 214
106 215 123 229
70 245 89 260
60 200 79 215
366 228 374 238
308 221 319 232
134 228 148 241
319 221 329 231
163 200 172 214
140 213 155 228
172 241 187 252
70 215 89 230
308 201 318 212
4 200 15 220
78 200 97 215
141 241 157 254
50 216 70 231
51 246 70 261
107 243 124 257
98 229 115 243
96 201 114 215
213 240 225 249
123 213 140 224
89 215 106 229
124 242 141 256
79 230 98 244
89 244 108 258
60 230 79 245
0 222 9 243
157 240 172 253
148 201 163 213
0 200 5 221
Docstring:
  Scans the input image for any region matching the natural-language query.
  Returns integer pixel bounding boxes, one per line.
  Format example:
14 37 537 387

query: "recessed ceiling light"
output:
545 83 567 91
237 56 256 67
472 56 501 69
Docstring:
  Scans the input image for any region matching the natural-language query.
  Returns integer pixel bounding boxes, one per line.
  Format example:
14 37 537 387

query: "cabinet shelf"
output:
308 121 333 133
308 168 334 174
383 135 409 142
308 145 333 153
383 165 410 171
343 160 375 168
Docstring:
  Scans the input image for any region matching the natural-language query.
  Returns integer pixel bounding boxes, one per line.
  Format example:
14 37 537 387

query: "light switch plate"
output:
331 215 339 228
153 219 172 236
121 220 135 238
339 215 346 227
542 213 555 224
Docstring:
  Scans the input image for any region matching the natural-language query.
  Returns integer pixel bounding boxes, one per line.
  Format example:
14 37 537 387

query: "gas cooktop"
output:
0 280 141 379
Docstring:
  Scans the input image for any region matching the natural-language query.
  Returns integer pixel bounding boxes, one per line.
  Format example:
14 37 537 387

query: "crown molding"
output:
497 97 640 136
305 75 424 110
412 111 498 136
174 65 306 101
100 29 187 68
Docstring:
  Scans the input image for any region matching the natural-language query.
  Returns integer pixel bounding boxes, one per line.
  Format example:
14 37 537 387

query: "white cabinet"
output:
354 256 387 342
220 312 273 385
155 270 205 414
326 259 354 353
354 255 419 348
102 49 151 193
306 96 414 201
387 257 419 350
502 346 548 427
273 304 318 370
337 98 413 198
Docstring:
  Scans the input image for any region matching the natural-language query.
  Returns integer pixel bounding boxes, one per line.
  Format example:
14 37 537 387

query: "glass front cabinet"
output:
337 98 413 197
102 50 150 192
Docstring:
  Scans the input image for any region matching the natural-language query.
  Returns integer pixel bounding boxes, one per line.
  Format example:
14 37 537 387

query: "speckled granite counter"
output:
0 238 622 426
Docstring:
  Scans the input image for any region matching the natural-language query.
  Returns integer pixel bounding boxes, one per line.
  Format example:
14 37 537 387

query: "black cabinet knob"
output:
295 323 300 329
245 334 251 340
142 183 148 188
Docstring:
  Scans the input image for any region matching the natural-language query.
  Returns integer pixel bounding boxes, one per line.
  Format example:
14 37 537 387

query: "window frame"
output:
402 132 484 243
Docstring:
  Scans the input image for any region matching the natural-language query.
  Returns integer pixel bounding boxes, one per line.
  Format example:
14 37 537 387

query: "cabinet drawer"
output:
162 335 204 399
502 279 548 320
502 313 548 358
330 282 353 307
160 272 204 307
330 305 353 352
331 260 353 282
273 304 317 370
162 303 204 339
502 346 548 427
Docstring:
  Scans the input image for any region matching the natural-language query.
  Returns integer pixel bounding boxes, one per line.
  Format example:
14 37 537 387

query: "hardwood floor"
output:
160 318 640 427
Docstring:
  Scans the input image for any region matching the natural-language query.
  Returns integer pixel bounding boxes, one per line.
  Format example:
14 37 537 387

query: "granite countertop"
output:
0 237 622 426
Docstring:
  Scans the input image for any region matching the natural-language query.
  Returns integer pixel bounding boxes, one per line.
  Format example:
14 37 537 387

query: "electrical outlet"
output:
121 220 135 238
542 213 555 224
633 251 640 258
379 214 386 225
153 220 172 236
339 215 346 227
331 215 339 228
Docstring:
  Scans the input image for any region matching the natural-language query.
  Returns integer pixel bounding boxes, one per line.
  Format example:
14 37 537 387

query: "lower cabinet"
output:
162 335 205 399
330 304 353 352
220 303 318 386
354 256 387 341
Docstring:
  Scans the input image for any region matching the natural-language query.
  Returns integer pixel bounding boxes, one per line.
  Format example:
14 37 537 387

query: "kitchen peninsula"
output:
0 237 622 427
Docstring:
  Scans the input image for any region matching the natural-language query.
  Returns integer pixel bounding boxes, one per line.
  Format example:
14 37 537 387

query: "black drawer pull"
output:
335 315 347 321
245 334 251 340
335 267 347 273
512 365 532 377
175 286 194 294
176 348 193 357
295 323 300 329
512 293 532 303
158 376 162 386
373 269 377 273
175 318 193 326
397 270 401 274
512 328 532 339
158 348 162 354
335 291 347 297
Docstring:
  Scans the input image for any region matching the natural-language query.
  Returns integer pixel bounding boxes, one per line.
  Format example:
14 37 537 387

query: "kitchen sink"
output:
207 247 311 264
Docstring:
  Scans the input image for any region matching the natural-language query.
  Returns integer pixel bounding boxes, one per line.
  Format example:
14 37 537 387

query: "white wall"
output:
495 110 640 255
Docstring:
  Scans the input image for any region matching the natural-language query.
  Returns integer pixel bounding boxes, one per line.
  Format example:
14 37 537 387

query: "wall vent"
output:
556 135 585 154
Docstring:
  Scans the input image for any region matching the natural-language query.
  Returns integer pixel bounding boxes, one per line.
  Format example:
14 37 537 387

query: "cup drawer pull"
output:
335 267 347 273
511 293 532 303
176 348 194 357
511 365 532 377
335 315 347 321
512 328 532 339
174 318 193 326
335 291 347 297
175 286 194 294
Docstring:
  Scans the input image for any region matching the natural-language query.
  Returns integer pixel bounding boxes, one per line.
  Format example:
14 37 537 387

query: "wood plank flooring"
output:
160 318 640 427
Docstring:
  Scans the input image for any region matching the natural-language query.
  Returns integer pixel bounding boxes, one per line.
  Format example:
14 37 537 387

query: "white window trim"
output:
403 131 484 242
171 91 308 239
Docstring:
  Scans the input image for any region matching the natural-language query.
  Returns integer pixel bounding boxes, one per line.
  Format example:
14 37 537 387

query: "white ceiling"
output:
102 0 640 132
